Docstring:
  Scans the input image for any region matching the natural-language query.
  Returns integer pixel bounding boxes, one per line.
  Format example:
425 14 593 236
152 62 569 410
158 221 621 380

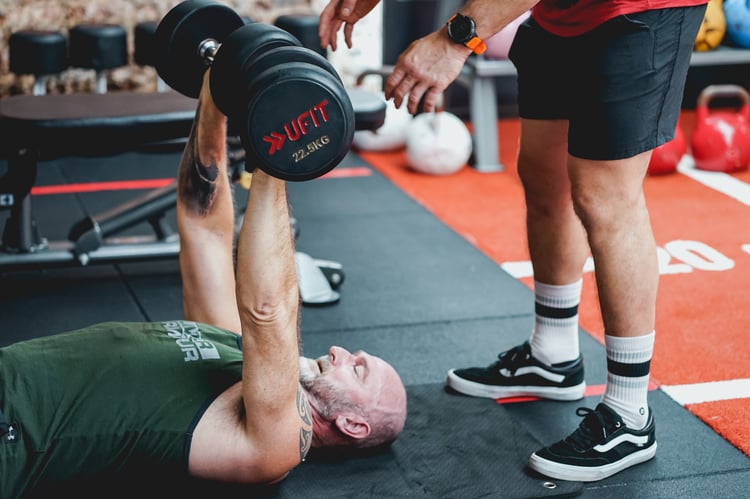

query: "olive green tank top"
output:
0 321 243 498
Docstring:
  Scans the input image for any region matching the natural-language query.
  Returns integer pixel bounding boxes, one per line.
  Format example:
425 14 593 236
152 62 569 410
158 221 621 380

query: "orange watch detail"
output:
446 13 487 55
466 37 487 55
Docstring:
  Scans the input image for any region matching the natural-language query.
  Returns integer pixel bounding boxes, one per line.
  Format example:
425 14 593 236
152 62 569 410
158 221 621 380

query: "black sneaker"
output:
446 342 585 400
528 403 657 482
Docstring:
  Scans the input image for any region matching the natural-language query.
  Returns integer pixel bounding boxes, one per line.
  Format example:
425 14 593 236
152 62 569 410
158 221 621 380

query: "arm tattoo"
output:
297 387 312 460
178 102 219 216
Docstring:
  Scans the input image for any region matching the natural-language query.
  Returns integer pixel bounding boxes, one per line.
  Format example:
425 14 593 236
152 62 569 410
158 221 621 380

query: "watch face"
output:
449 15 474 43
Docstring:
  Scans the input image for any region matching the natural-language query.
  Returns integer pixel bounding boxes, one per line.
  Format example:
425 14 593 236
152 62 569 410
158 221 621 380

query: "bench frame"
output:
0 89 384 307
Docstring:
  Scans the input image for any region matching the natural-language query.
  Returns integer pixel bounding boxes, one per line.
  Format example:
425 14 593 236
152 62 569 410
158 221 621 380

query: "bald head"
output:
300 347 407 449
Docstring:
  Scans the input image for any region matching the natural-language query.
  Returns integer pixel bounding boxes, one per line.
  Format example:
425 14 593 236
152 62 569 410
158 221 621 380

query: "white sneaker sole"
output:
528 442 657 482
446 370 586 401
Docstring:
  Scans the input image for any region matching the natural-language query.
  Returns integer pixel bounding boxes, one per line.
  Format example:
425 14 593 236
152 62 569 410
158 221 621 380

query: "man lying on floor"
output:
0 71 407 498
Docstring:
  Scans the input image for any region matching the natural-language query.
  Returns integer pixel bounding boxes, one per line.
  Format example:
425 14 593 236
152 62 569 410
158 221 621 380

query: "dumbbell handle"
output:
198 38 220 65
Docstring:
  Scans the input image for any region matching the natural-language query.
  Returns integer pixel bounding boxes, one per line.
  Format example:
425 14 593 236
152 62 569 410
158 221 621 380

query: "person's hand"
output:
318 0 380 50
385 30 470 115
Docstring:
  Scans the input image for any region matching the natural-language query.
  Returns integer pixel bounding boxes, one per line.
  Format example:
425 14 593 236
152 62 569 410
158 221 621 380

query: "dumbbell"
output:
68 23 128 93
9 29 68 95
134 20 169 92
155 0 355 181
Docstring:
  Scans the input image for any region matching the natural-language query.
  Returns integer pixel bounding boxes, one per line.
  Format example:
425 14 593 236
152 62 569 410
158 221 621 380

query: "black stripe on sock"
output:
535 302 578 319
607 358 651 378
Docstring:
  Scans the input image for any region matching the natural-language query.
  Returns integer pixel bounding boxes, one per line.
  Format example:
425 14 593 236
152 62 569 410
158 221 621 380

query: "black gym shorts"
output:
508 5 706 161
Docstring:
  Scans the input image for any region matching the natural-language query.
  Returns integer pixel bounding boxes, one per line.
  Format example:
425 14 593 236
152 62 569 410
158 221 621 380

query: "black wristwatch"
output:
446 12 487 55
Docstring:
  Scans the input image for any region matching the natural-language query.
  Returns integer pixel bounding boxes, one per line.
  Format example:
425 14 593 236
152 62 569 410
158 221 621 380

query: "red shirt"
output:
533 0 709 36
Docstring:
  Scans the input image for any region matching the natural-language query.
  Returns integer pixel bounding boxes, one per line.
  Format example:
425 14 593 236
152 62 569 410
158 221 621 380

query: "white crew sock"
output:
600 331 655 429
528 279 582 366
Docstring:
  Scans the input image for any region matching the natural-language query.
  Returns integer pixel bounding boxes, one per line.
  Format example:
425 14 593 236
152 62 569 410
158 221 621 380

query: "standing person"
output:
0 70 407 498
320 0 707 482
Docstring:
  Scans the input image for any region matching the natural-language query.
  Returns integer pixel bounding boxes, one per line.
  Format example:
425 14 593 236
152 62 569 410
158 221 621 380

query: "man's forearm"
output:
176 71 240 331
235 170 301 396
235 171 298 321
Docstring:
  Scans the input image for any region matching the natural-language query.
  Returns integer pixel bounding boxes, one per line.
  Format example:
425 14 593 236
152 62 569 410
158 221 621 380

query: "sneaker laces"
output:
492 342 532 375
565 406 622 451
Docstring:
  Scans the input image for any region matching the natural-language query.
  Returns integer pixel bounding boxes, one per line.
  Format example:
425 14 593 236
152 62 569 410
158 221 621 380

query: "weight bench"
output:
0 88 385 305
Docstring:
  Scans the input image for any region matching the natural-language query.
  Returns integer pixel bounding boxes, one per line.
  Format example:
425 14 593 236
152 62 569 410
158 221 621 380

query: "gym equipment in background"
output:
0 87 383 302
405 110 473 176
694 0 727 51
353 93 414 152
691 84 750 172
9 30 68 96
724 0 750 48
0 2 386 307
68 23 129 93
647 124 687 175
134 20 169 92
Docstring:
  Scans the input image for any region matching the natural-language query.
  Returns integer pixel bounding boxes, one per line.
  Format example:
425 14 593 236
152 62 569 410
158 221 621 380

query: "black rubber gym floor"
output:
1 147 749 498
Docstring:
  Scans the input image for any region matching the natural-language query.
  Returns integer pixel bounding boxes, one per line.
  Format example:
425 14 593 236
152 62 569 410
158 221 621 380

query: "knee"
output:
570 186 646 236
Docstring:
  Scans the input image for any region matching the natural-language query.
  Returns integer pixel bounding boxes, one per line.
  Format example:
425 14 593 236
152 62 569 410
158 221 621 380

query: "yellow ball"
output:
694 0 727 51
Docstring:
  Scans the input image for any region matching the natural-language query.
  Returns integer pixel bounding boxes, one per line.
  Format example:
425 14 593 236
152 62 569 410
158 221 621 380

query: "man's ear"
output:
335 414 371 440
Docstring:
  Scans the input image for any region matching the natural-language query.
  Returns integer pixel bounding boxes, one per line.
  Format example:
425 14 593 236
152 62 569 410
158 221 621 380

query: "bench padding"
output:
0 91 197 158
0 89 385 159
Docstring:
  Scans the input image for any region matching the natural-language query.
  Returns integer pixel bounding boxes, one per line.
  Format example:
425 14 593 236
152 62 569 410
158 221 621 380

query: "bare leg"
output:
177 70 241 333
519 118 657 338
518 119 589 285
522 118 657 432
568 151 658 338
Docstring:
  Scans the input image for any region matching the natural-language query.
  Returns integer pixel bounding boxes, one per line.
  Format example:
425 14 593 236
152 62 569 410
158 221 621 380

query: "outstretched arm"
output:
321 0 536 114
234 168 311 480
385 0 537 114
176 71 241 333
181 71 308 485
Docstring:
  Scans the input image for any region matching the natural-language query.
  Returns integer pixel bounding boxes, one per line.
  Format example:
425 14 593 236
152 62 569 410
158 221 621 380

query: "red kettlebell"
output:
648 124 686 175
690 84 750 173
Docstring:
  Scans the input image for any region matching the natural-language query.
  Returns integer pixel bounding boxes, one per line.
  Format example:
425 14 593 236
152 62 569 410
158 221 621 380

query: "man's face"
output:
299 346 392 411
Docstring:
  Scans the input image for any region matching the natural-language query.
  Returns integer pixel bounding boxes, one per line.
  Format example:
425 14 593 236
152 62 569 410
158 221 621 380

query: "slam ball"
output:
724 0 750 48
406 111 473 175
353 94 414 151
694 0 726 51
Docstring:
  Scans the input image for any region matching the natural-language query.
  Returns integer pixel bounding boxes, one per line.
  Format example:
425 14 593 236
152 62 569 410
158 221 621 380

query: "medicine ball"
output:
694 0 726 51
724 0 750 48
406 111 473 176
353 94 414 151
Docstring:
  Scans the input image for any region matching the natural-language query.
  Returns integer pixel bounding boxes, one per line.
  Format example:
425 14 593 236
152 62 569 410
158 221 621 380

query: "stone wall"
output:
0 0 326 96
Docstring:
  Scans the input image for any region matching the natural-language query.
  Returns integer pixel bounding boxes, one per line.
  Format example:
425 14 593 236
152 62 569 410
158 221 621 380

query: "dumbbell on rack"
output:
9 29 68 95
155 0 355 181
134 20 169 92
68 23 128 93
